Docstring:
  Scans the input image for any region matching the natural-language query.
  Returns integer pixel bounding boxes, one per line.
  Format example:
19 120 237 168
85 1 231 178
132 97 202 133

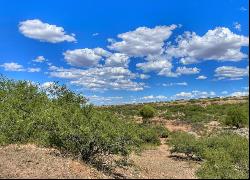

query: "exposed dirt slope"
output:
0 144 109 179
0 142 199 179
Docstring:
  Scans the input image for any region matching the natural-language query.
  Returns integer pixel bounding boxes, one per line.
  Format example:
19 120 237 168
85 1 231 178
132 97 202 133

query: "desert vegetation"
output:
139 105 156 124
0 76 162 169
168 131 249 179
0 75 249 179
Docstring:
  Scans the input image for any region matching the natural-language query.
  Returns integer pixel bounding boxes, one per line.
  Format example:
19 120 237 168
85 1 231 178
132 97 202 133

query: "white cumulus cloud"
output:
166 27 249 64
48 66 145 91
176 66 200 75
33 56 46 63
108 25 177 57
196 75 207 80
163 82 188 86
233 22 241 31
230 91 249 97
137 59 172 73
105 53 130 67
27 67 41 72
0 62 41 73
215 66 249 80
173 90 216 99
0 62 25 71
63 48 104 67
19 19 76 43
41 81 55 89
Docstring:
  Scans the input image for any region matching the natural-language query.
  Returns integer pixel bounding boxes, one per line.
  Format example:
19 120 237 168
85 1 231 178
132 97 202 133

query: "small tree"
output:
139 105 155 124
224 108 248 128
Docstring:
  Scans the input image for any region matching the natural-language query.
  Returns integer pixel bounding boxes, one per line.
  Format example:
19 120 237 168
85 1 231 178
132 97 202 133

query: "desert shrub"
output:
163 102 249 125
167 130 249 179
139 105 156 123
150 125 170 138
197 133 249 179
164 110 174 120
224 107 248 128
163 105 209 123
167 131 202 158
0 76 161 165
138 127 161 145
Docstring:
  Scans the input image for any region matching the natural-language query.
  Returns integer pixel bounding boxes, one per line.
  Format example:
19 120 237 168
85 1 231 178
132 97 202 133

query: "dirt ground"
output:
0 144 109 179
126 139 199 179
0 141 199 179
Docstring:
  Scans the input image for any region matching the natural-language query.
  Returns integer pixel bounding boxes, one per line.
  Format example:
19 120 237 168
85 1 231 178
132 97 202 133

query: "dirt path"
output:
124 139 199 179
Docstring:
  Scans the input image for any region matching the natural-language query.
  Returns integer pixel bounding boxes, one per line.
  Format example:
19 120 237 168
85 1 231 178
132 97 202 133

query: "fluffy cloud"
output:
19 19 76 43
136 55 178 77
214 66 249 80
196 75 207 80
166 27 249 64
33 56 46 63
174 92 192 99
137 59 200 77
0 62 25 71
108 25 177 57
92 33 99 36
230 91 249 97
0 62 41 73
142 95 168 101
63 48 104 67
139 74 150 79
233 22 241 31
137 59 172 73
48 66 145 91
27 67 41 72
176 66 200 75
174 90 216 99
93 47 112 57
163 82 188 87
105 53 130 67
41 81 54 89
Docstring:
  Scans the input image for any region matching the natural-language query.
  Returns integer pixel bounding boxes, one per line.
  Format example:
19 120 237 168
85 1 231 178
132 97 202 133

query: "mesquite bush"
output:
0 75 160 164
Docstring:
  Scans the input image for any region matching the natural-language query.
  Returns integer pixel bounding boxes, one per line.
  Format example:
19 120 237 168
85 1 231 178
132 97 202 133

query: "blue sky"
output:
0 0 249 105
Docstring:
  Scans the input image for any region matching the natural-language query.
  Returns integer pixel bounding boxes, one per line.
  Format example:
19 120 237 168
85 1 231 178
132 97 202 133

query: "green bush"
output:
167 130 249 179
0 76 161 165
138 127 161 145
197 133 249 179
140 124 170 140
151 125 170 138
139 105 156 123
163 102 249 125
224 107 248 128
167 131 202 157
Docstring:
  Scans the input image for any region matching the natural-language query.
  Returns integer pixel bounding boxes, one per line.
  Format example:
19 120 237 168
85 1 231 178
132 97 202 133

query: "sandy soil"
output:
0 141 200 179
0 144 109 179
126 139 200 179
